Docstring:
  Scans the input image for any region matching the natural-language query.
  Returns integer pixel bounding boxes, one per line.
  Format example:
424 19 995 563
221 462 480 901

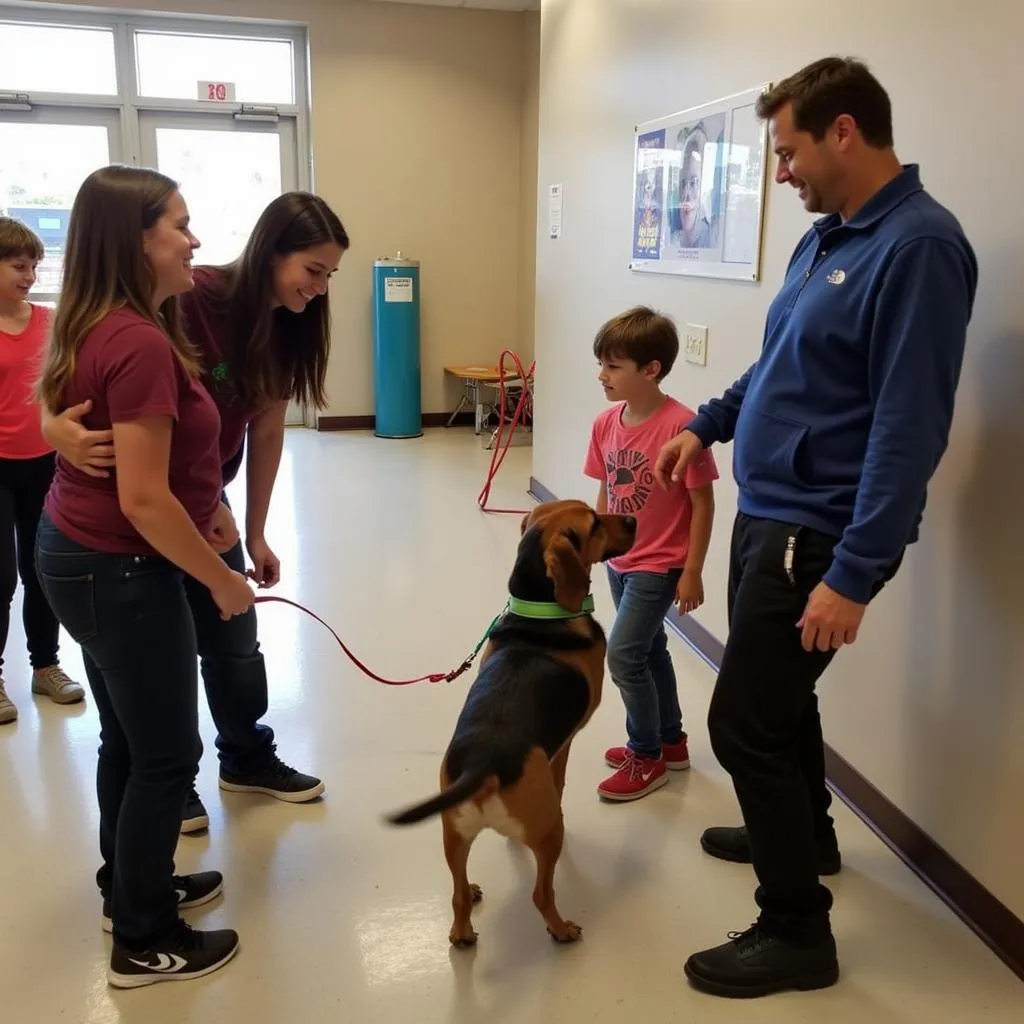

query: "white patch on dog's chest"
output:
452 795 526 842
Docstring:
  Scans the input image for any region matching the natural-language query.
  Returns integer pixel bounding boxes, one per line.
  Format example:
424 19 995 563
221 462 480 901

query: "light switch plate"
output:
684 323 708 366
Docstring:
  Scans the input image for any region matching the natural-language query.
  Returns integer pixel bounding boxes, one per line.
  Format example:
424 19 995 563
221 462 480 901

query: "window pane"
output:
135 32 294 104
0 23 117 95
154 127 282 265
0 123 112 294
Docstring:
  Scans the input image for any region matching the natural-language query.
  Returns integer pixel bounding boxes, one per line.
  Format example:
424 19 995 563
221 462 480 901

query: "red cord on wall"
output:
476 348 537 515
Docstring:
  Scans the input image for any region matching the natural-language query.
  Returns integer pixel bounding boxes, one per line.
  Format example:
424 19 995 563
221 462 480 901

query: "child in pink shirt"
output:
0 217 84 724
584 306 718 801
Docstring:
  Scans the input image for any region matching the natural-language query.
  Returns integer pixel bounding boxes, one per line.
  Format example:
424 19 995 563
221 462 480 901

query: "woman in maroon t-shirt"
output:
44 193 349 831
34 166 253 988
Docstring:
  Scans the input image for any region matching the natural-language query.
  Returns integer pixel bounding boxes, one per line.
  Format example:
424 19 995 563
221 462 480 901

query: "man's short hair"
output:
756 56 893 149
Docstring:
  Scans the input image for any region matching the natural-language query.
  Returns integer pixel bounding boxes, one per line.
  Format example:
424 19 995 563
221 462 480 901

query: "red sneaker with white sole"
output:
604 734 690 771
597 751 668 802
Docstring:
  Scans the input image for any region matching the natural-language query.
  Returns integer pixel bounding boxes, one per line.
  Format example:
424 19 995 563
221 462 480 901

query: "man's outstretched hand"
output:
654 429 703 488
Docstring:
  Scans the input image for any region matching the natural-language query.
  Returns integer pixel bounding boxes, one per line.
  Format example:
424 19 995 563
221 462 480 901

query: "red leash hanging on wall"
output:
475 348 536 516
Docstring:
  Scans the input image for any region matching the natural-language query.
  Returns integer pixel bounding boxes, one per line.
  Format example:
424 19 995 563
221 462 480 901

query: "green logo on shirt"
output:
209 360 239 404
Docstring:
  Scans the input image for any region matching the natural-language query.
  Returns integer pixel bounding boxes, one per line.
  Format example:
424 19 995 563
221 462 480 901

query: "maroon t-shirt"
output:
180 266 256 482
45 309 223 555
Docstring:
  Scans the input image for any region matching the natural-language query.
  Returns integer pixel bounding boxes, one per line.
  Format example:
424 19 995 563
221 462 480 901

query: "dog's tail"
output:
386 765 495 826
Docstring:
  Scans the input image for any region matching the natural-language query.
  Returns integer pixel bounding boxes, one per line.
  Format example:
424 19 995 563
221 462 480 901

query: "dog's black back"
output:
443 635 593 791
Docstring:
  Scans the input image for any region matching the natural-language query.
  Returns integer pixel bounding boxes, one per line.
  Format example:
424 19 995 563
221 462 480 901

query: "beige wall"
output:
533 0 1024 918
42 0 536 419
517 10 540 365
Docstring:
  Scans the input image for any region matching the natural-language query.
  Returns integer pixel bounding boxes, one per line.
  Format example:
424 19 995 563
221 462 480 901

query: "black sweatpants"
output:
708 512 900 940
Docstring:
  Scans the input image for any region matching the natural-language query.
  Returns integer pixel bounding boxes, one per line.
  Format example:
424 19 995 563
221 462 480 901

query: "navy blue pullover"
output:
688 166 978 603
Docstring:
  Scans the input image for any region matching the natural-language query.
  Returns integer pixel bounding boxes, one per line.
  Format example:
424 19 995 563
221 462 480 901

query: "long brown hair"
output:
37 165 198 412
215 192 349 411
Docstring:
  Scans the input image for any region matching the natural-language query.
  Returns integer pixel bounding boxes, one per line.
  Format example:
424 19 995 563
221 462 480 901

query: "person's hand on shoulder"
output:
654 429 703 488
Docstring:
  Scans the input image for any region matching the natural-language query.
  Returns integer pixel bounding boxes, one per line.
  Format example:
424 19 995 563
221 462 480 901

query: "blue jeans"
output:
183 491 274 776
606 567 684 759
34 514 201 948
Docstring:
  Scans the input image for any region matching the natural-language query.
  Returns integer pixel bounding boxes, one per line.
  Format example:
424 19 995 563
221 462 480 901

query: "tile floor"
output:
1 428 1021 1023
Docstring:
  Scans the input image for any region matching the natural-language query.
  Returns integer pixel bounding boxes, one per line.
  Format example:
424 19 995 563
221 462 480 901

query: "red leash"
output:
252 593 495 686
248 350 535 684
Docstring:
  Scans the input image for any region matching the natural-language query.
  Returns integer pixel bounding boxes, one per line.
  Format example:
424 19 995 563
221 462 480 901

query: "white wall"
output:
533 0 1024 918
37 0 538 419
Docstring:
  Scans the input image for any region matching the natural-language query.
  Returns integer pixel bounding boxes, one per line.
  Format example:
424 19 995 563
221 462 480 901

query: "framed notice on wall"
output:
630 84 771 282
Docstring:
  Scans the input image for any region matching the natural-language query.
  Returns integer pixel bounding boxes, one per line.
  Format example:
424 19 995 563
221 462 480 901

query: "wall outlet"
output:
684 323 708 366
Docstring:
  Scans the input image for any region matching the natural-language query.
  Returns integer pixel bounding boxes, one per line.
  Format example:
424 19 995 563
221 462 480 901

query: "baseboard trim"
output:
529 476 1024 982
318 412 474 431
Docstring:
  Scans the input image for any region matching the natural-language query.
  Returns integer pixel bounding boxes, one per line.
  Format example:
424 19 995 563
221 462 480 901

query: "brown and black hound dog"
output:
387 499 636 947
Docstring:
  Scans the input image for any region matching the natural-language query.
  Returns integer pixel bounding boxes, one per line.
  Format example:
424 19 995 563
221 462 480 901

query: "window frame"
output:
0 5 311 193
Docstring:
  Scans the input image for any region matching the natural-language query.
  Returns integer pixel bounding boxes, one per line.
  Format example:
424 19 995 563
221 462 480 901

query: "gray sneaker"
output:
31 666 85 705
0 679 16 723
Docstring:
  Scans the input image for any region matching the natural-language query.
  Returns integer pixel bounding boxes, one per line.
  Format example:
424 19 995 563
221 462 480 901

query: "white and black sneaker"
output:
219 751 325 803
102 871 224 934
108 919 239 989
181 786 210 835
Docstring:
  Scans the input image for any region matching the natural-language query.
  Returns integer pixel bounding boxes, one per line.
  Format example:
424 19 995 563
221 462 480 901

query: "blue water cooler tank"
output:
372 253 422 438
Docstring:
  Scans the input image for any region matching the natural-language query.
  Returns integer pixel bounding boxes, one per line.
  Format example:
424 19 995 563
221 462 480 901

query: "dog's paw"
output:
449 928 479 949
548 920 582 944
470 884 483 904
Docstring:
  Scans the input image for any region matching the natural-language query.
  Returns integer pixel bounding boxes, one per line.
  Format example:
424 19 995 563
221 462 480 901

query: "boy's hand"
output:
675 570 704 616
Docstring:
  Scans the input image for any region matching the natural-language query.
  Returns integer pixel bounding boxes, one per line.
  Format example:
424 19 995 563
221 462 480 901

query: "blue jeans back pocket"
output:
37 573 99 645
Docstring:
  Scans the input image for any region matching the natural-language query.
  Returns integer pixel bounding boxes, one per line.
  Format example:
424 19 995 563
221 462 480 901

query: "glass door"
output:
139 111 305 424
0 108 122 304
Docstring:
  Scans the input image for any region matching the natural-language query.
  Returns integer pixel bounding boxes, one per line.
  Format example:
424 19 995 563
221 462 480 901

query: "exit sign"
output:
198 81 236 102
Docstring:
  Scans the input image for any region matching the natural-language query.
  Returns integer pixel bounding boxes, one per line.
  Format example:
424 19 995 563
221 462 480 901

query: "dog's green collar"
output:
507 594 595 620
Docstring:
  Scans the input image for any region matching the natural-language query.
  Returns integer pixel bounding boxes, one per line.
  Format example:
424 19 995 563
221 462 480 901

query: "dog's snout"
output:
622 516 637 531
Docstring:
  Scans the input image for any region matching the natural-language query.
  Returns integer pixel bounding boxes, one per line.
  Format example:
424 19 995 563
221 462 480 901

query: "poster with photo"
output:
629 85 770 281
632 128 665 260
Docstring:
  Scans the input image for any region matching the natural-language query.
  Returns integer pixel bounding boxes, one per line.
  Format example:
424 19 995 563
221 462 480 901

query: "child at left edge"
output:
583 305 718 802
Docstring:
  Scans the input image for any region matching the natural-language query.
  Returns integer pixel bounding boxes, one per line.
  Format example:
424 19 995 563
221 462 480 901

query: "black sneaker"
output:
219 753 324 803
684 923 839 998
700 826 842 875
102 870 223 933
181 786 210 835
108 919 239 989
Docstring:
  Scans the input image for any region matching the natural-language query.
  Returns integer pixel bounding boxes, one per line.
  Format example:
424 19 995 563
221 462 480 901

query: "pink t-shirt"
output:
0 304 52 460
584 395 718 574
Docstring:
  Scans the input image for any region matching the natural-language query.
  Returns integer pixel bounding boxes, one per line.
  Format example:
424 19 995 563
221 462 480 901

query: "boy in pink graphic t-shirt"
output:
584 306 718 801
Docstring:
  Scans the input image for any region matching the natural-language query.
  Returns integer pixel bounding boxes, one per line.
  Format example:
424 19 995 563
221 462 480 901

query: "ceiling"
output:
367 0 540 10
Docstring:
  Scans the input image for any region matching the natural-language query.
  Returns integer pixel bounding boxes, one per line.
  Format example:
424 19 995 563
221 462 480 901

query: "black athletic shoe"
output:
108 919 239 989
684 923 839 998
102 870 224 933
181 787 210 835
700 826 842 875
219 752 324 803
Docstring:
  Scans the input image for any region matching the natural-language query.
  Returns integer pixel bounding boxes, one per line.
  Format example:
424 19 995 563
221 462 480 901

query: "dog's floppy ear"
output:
543 533 590 613
520 513 531 535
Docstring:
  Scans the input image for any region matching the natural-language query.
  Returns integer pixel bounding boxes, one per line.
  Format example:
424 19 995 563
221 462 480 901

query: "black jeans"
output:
708 512 901 940
35 514 201 948
0 453 59 672
184 492 274 776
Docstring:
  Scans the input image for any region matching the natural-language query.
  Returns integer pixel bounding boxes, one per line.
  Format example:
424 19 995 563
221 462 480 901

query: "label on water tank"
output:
385 277 414 303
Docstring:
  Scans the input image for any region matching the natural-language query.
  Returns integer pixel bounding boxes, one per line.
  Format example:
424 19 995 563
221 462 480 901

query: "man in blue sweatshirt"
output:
654 57 977 998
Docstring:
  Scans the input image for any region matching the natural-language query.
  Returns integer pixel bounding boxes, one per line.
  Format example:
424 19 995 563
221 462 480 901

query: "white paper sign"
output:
385 277 414 303
198 81 236 102
548 183 563 239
